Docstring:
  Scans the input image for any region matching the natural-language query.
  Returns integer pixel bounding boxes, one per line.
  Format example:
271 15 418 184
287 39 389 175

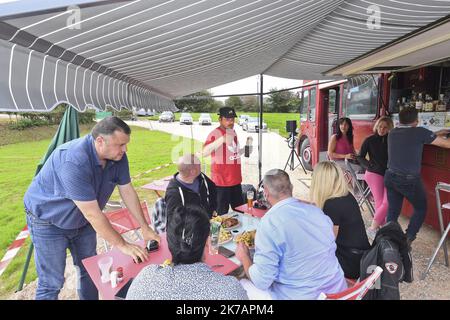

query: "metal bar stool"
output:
421 182 450 279
345 159 376 217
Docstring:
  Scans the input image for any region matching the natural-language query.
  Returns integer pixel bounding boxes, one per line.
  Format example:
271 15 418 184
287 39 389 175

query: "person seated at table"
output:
235 169 347 300
165 154 217 226
126 205 248 300
327 117 361 174
309 161 371 279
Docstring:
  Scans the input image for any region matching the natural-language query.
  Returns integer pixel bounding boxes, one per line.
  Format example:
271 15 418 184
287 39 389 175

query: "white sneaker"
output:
366 227 377 241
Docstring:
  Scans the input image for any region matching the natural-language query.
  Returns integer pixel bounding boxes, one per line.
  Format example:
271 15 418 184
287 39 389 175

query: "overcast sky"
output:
208 75 303 101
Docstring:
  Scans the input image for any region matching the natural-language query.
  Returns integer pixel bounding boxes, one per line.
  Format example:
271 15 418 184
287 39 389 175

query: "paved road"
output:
126 120 303 185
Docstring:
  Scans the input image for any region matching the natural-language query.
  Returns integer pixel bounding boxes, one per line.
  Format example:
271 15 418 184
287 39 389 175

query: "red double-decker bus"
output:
296 65 450 232
296 75 384 171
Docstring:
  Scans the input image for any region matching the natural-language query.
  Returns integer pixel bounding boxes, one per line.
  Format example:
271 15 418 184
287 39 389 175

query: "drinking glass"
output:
247 191 254 209
209 221 221 255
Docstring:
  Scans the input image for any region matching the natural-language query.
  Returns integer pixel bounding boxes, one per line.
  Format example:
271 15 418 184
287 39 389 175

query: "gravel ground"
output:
10 121 450 300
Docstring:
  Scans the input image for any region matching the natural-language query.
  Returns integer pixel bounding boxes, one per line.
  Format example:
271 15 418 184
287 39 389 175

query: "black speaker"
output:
286 120 297 134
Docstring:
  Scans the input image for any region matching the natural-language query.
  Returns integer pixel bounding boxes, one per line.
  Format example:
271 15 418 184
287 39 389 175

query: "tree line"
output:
175 88 302 113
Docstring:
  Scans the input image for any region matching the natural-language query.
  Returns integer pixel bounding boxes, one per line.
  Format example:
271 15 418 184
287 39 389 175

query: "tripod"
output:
284 132 307 174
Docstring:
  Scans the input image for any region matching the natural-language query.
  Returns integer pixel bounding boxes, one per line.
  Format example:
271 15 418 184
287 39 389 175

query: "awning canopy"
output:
1 0 449 113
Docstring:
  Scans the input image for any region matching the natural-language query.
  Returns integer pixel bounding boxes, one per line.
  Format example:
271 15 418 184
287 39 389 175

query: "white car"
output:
198 113 212 125
158 111 175 122
136 108 147 116
179 112 193 125
238 114 250 126
242 117 267 132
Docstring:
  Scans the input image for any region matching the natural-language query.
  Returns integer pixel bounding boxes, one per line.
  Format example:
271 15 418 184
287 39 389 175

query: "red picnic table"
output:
82 233 239 300
141 176 172 197
234 201 268 218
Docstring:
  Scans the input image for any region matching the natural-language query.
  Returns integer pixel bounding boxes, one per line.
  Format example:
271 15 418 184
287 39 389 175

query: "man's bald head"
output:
177 154 201 179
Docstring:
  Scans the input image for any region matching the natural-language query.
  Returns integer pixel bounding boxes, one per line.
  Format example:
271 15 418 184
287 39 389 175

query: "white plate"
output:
222 220 241 231
218 236 233 245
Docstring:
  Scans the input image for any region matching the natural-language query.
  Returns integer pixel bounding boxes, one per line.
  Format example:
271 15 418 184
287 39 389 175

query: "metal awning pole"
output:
258 74 263 183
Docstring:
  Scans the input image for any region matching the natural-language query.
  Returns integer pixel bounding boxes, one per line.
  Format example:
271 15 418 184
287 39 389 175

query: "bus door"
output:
318 87 339 161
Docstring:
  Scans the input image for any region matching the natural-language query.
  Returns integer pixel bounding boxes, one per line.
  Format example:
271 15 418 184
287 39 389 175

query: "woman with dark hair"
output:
328 117 356 161
126 205 248 300
327 117 361 174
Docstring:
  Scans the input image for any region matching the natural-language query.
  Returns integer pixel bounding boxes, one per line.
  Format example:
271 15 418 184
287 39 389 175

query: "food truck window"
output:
308 88 316 122
343 75 378 119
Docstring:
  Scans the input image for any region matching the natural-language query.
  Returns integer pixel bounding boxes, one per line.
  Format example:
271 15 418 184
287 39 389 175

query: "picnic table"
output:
82 212 260 300
141 176 172 197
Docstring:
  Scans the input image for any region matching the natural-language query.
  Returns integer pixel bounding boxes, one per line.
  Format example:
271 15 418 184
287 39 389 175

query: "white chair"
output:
421 182 450 279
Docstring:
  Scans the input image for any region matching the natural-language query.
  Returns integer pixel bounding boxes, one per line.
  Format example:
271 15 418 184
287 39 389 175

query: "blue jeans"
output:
26 212 98 300
384 170 427 240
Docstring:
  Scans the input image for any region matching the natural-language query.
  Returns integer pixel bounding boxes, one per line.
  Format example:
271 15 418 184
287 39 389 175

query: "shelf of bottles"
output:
393 91 450 130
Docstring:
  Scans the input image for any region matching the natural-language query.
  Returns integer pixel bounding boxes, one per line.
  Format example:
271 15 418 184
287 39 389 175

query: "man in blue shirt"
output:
235 169 347 299
24 116 159 300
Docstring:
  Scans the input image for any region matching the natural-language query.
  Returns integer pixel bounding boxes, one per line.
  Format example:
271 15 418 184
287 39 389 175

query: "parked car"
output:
159 111 175 122
198 113 212 125
242 117 267 132
147 109 155 116
238 114 250 126
179 112 193 125
137 108 147 116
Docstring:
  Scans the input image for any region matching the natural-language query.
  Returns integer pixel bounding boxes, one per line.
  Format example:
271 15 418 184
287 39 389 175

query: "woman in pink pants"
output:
357 117 394 240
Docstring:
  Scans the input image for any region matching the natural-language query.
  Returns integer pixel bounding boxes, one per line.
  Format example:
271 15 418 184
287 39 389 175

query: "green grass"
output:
0 125 206 299
145 112 301 137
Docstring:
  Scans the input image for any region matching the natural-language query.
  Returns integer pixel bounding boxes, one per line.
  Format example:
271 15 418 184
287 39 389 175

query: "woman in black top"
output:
310 161 370 279
356 117 393 240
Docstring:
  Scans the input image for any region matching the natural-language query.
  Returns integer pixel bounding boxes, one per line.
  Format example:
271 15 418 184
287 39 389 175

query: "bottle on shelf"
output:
436 94 446 112
424 94 434 112
415 93 423 112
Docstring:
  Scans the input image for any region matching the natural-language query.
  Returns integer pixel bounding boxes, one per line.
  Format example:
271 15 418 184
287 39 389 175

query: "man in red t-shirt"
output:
203 107 251 215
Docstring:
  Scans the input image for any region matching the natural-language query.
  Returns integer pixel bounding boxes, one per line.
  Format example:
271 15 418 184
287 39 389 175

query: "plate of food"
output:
211 215 241 230
234 230 256 248
218 229 233 245
221 216 240 230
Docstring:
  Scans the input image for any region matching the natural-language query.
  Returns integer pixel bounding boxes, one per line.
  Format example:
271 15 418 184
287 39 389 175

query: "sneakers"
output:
366 227 377 241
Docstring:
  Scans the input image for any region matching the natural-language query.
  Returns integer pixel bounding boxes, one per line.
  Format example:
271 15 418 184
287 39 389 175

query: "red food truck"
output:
296 66 450 232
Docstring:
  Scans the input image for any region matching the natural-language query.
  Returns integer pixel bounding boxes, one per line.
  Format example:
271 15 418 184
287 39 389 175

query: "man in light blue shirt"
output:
236 169 347 299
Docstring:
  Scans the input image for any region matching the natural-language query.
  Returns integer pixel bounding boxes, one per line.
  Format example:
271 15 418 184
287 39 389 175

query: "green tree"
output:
174 90 214 112
266 88 297 113
242 95 258 112
225 96 243 110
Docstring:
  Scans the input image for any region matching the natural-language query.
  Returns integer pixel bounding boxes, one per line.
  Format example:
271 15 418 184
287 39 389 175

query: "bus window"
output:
342 75 378 119
308 88 316 122
301 90 308 121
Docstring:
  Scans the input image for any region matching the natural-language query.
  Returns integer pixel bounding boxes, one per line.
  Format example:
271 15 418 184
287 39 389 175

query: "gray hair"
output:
178 154 201 176
263 169 293 198
92 116 131 138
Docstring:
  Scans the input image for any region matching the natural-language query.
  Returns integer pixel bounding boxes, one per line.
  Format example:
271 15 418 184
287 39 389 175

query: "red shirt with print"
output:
204 127 242 187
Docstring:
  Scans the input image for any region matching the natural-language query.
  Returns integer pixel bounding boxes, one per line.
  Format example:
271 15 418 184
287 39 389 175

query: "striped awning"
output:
1 0 449 112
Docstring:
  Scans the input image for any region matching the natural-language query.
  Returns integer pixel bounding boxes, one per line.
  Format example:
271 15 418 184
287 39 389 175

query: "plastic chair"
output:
318 266 383 300
345 159 375 217
421 182 450 279
102 201 152 251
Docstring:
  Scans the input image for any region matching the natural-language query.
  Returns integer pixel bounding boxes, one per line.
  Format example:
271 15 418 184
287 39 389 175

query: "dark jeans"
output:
216 184 244 215
384 170 427 240
26 212 98 300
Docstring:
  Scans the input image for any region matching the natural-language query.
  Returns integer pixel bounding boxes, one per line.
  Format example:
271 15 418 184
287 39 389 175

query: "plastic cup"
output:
98 256 113 283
